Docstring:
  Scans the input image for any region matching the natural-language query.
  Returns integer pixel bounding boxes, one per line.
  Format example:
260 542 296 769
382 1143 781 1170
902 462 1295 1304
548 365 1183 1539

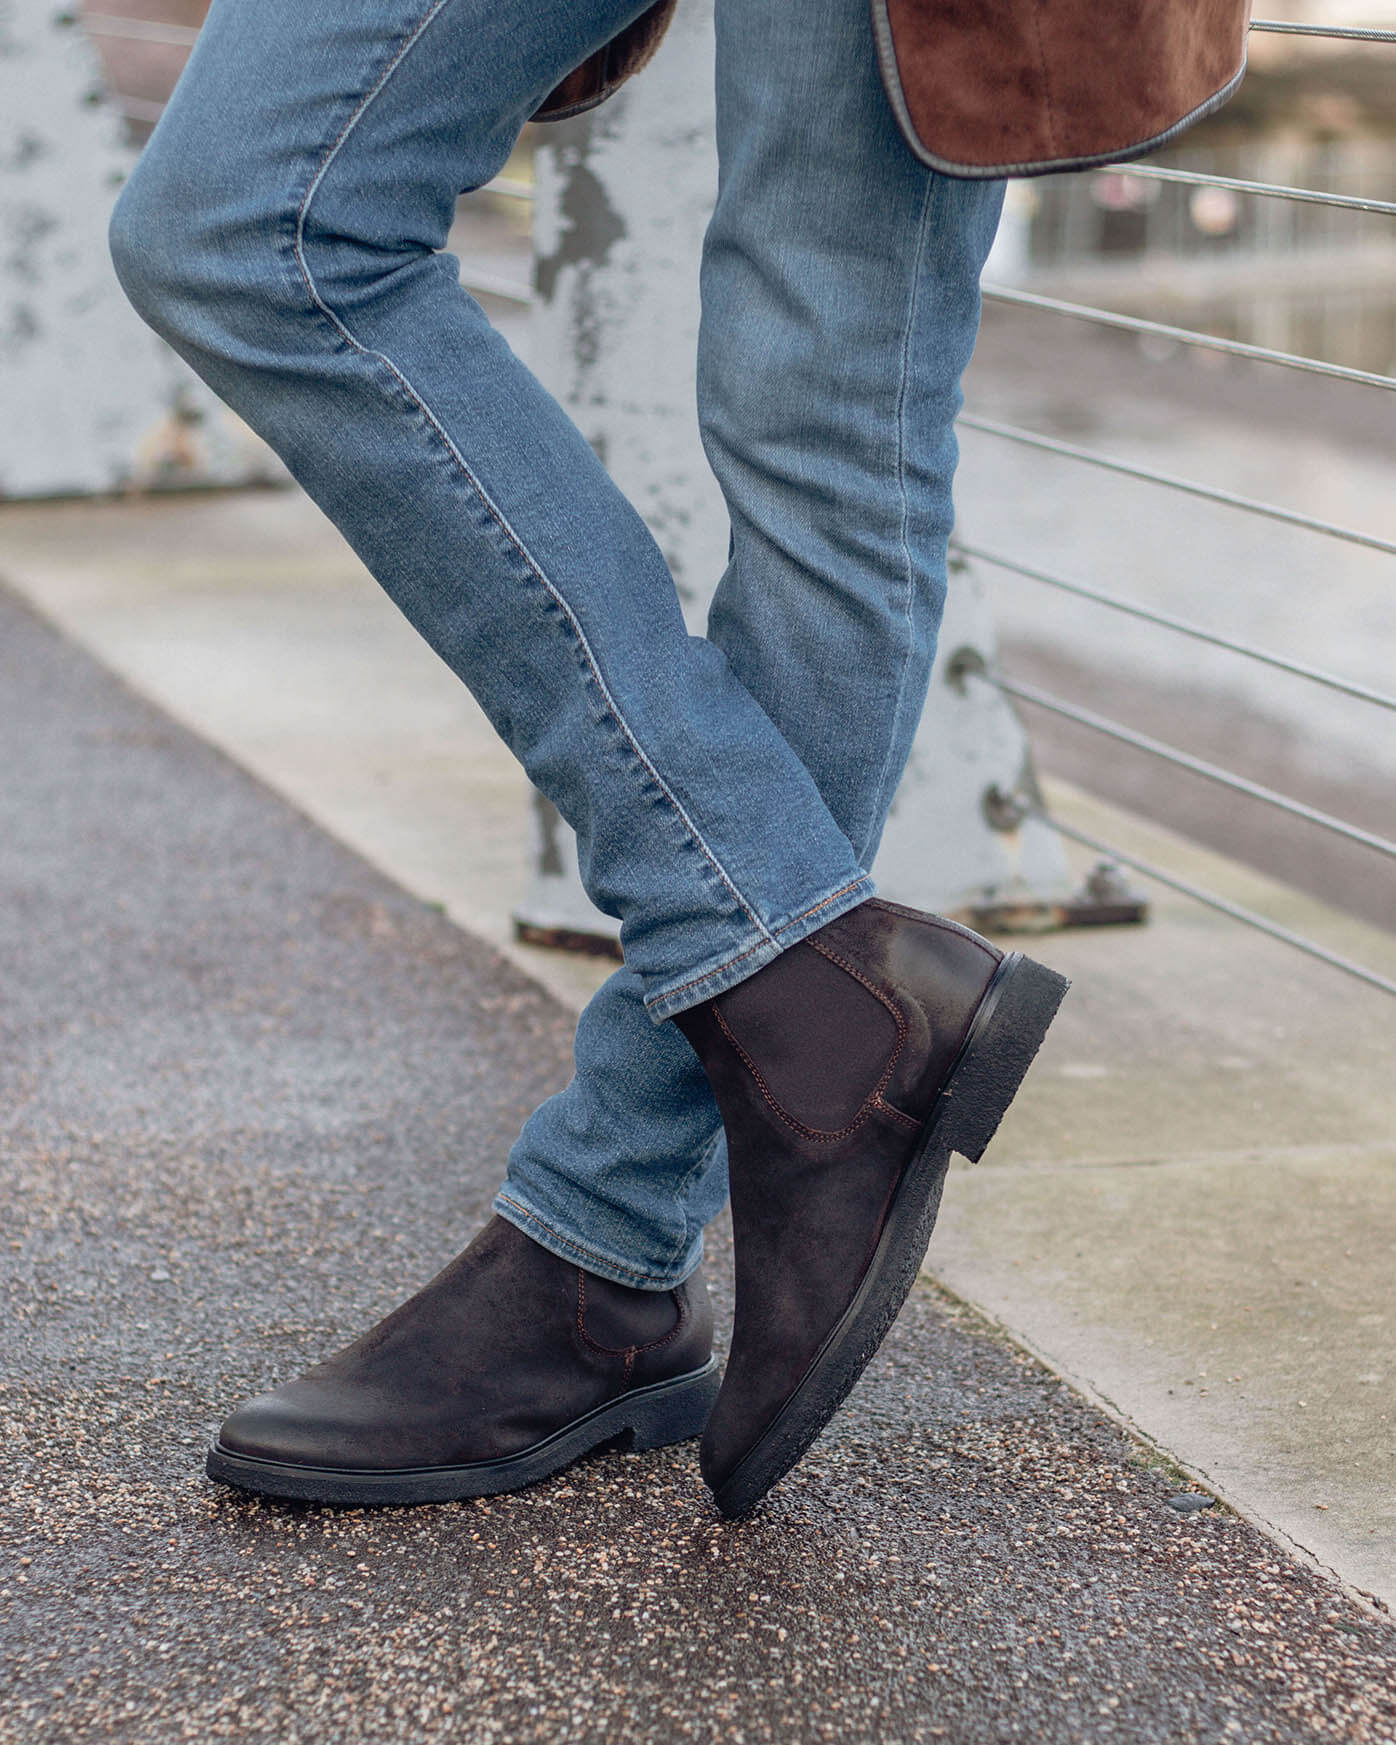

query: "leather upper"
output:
217 1217 713 1471
674 899 1001 1491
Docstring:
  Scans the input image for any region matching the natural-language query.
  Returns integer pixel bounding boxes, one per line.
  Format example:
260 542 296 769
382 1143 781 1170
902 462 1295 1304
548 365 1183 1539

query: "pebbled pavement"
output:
2 584 1394 1745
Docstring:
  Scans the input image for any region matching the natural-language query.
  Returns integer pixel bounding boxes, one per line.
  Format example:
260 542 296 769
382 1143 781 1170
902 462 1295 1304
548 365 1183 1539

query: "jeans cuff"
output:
642 874 875 1023
494 1190 703 1291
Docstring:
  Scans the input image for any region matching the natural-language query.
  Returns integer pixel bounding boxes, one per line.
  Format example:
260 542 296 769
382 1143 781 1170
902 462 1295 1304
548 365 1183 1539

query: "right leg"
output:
109 0 873 1028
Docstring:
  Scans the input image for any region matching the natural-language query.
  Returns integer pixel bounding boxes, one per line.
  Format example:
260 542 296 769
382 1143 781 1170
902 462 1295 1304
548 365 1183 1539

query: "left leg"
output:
109 0 786 1503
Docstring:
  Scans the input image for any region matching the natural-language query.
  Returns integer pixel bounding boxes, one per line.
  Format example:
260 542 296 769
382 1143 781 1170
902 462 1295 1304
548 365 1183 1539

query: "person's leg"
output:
108 0 1067 1513
663 15 1070 1510
106 0 867 1500
701 0 1006 862
498 0 1006 1287
109 0 872 1036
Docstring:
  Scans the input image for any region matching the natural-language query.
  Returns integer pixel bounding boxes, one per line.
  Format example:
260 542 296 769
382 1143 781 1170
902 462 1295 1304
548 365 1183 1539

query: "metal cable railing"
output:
956 417 1396 559
966 18 1395 995
1249 18 1396 42
1103 161 1396 219
79 15 199 46
996 678 1396 862
953 540 1396 711
1038 812 1396 999
977 286 1396 391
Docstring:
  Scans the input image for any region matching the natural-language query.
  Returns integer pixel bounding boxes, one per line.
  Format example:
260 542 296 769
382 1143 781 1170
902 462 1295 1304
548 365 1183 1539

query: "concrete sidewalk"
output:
5 571 1396 1745
3 486 1392 1617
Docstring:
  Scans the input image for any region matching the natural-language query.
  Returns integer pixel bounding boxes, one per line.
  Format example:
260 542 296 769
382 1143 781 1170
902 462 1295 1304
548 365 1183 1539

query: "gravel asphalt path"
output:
2 584 1393 1744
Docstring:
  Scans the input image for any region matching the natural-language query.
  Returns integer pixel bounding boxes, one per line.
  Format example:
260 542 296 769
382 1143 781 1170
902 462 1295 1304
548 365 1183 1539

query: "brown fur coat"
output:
534 0 1250 178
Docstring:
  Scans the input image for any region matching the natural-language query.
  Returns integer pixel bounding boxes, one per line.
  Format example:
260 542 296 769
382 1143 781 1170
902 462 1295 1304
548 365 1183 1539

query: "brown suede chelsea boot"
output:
206 1216 717 1505
674 897 1068 1518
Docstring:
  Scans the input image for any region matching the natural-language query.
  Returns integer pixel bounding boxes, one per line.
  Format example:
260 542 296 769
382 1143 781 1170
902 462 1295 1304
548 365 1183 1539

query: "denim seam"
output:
287 3 775 951
861 171 936 854
497 1192 686 1289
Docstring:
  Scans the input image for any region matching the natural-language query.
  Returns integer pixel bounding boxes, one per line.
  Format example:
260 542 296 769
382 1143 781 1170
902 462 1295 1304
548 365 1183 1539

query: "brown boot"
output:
674 898 1068 1517
207 1217 717 1505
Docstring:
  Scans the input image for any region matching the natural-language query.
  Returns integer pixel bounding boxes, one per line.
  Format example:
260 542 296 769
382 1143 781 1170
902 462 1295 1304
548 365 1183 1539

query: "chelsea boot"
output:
674 897 1068 1518
206 1216 718 1505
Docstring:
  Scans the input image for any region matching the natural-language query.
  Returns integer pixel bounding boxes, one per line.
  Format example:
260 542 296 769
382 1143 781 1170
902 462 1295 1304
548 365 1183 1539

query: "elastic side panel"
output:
716 943 898 1133
581 1274 681 1352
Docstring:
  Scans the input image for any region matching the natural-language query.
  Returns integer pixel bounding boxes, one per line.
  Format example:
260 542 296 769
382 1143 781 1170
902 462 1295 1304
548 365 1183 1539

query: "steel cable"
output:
956 416 1396 560
1036 812 1396 998
953 541 1396 711
980 286 1396 392
996 677 1396 861
1249 19 1396 43
1094 162 1396 220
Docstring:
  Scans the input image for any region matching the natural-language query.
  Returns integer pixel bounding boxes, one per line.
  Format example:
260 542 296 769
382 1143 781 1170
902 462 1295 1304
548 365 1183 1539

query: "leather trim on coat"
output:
870 0 1251 180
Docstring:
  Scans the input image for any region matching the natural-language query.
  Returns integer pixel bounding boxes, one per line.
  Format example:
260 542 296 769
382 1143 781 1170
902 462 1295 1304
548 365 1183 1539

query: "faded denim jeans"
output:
109 0 1005 1288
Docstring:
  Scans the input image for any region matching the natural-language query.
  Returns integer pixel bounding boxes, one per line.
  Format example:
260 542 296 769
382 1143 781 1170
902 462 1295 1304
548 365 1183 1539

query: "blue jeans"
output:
110 0 1004 1288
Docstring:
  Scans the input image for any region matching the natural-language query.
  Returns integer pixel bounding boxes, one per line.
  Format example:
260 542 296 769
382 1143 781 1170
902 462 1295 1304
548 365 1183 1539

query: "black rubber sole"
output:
711 951 1070 1519
206 1357 721 1506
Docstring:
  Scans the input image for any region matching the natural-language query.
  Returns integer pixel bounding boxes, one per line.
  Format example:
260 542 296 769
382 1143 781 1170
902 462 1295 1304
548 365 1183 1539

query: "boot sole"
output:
206 1358 721 1506
711 951 1070 1520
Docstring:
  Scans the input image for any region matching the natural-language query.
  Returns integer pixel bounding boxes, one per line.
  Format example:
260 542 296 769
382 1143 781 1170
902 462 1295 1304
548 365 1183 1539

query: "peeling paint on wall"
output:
531 5 723 611
0 1 275 498
533 153 628 304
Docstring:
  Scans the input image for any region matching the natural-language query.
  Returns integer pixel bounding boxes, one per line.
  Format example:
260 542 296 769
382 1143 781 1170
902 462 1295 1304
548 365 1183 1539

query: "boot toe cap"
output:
698 1383 777 1503
215 1382 379 1470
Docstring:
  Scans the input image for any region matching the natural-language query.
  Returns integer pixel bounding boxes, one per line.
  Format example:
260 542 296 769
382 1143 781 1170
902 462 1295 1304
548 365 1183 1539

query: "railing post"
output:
514 0 1075 950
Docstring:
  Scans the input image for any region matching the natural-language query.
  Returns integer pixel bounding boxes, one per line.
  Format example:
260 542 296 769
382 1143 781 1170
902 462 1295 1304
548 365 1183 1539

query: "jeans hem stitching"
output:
496 1194 690 1290
647 875 870 1013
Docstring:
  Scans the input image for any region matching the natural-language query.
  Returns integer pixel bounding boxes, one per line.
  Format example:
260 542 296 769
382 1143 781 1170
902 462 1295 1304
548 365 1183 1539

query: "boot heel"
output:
939 953 1069 1165
624 1359 722 1451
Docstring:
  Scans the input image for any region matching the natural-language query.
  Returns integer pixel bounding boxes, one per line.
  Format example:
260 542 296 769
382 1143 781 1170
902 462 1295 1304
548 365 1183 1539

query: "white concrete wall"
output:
0 2 274 498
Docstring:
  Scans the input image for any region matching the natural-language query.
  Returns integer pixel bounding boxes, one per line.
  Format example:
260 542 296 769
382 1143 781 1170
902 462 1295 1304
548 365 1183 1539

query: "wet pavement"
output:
3 584 1395 1744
